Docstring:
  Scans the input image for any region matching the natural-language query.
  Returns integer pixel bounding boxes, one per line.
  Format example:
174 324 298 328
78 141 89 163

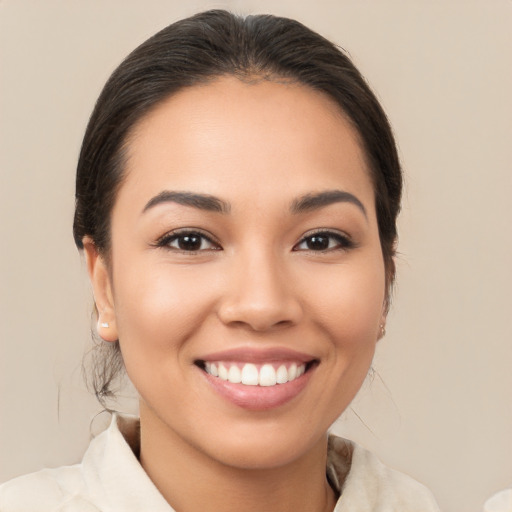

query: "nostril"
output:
218 312 301 333
275 319 293 327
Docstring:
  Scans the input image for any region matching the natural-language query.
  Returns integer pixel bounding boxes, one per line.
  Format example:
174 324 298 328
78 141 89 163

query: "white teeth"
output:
218 363 228 381
204 361 307 386
259 364 276 386
276 364 288 384
288 363 298 380
228 365 242 383
241 363 259 385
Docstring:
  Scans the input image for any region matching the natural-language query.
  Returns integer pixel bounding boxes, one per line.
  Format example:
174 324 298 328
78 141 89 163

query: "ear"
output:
378 252 396 341
377 298 389 342
82 237 118 342
377 316 387 341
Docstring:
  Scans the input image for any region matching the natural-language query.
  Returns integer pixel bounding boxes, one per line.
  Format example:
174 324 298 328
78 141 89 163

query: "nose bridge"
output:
217 243 302 331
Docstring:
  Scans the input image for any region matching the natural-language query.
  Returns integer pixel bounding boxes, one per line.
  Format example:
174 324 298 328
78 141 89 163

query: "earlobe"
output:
378 321 386 341
82 237 118 342
377 303 388 341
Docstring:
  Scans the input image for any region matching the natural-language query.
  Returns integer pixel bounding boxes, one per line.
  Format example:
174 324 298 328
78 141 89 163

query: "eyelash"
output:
154 229 354 253
155 229 220 253
293 230 355 252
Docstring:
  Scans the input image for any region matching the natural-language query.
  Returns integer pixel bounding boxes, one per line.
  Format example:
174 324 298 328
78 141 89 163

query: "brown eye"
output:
176 234 203 251
294 231 353 252
157 230 220 252
305 235 330 251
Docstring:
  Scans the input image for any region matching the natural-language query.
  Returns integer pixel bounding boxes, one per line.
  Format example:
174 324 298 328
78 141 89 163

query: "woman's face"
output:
87 76 386 469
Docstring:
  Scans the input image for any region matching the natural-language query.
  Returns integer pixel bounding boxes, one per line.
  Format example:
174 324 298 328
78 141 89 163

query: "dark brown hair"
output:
74 10 402 404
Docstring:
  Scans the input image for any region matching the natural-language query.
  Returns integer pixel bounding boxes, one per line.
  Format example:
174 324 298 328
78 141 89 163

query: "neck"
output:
138 402 337 512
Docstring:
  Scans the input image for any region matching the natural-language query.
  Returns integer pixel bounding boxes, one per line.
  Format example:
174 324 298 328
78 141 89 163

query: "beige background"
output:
1 1 511 511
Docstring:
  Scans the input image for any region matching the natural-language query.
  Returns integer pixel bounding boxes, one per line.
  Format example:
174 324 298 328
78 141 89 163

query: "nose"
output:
217 250 303 332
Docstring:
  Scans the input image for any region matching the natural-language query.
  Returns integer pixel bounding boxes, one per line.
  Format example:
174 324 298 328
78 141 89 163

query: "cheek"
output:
305 256 386 345
297 256 385 426
112 262 217 368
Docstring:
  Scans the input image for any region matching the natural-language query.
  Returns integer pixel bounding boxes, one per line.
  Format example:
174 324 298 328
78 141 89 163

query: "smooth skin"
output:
84 77 387 512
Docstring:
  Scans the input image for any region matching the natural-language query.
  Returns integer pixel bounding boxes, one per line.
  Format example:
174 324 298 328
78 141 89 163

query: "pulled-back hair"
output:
74 10 402 405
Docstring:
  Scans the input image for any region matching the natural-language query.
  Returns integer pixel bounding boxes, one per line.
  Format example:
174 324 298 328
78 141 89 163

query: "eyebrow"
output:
142 188 366 218
142 191 231 214
291 190 367 218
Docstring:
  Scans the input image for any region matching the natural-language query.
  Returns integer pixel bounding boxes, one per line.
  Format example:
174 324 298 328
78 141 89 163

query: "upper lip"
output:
196 347 317 364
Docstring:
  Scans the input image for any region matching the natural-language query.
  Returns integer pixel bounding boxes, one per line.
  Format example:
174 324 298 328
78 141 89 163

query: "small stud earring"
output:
101 322 109 328
380 324 386 337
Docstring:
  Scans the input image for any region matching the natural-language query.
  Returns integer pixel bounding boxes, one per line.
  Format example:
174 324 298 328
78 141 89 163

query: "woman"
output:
0 10 439 511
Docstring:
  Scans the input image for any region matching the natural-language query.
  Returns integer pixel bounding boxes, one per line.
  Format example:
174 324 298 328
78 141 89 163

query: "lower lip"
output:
201 367 314 411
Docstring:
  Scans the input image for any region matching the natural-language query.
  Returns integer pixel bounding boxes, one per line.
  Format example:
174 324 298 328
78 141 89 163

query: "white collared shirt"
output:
0 414 440 511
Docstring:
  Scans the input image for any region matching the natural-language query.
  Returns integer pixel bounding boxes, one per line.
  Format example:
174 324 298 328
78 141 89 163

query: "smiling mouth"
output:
195 360 318 387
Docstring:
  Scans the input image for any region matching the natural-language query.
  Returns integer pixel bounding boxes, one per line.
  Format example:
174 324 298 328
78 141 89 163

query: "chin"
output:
205 432 326 471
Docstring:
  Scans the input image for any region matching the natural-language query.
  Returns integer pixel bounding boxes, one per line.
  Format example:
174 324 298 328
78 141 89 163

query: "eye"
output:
293 230 353 252
156 230 220 252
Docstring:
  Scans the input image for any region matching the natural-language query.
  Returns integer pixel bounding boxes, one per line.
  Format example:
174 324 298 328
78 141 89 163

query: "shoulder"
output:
0 464 100 512
0 417 116 512
0 414 169 512
328 435 440 511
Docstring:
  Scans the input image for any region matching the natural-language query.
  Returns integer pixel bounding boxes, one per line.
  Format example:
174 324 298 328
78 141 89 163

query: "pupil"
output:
307 235 329 250
179 235 201 251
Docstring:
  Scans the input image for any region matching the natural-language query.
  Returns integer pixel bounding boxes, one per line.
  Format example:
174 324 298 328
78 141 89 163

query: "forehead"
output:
120 76 374 213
